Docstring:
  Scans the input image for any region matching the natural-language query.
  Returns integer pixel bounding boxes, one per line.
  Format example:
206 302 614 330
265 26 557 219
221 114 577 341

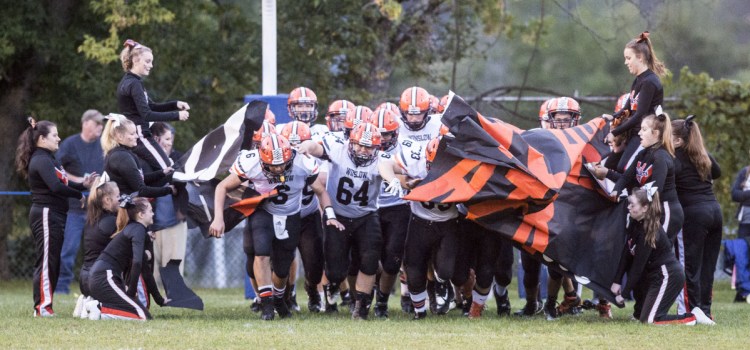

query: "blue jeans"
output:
55 211 85 294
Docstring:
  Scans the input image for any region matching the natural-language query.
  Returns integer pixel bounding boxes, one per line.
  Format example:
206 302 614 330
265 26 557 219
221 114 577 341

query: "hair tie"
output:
643 182 658 202
105 113 126 128
27 116 37 130
637 31 650 43
123 39 142 49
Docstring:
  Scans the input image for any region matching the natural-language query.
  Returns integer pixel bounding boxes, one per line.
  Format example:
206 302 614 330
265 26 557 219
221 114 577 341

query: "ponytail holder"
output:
105 113 126 128
27 116 37 130
643 182 658 202
123 39 142 49
118 193 134 208
95 171 111 189
638 31 650 43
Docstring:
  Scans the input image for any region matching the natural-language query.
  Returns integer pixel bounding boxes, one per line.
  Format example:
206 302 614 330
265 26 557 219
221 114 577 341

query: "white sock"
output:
473 289 489 305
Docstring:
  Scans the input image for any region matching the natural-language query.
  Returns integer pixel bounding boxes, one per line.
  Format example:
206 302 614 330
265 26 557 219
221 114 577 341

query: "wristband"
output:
324 206 336 221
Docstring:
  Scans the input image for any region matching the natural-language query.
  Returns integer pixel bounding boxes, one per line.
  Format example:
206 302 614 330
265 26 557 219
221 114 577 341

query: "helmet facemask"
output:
348 142 378 167
289 101 318 123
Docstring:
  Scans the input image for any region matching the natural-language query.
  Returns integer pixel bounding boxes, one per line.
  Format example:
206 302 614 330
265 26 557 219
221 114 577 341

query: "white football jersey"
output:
322 133 390 218
230 149 319 216
396 141 457 222
398 114 443 148
299 156 324 218
377 139 409 208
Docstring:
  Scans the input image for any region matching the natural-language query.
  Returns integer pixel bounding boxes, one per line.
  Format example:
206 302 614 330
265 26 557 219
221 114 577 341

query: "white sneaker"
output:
691 307 715 325
85 300 101 320
80 296 91 319
73 295 85 318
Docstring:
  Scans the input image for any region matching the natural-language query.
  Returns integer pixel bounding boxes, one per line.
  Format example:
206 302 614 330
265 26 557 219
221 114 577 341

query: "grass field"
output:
1 279 748 349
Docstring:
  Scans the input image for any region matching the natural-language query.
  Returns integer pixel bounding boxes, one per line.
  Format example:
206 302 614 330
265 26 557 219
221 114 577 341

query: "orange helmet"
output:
399 86 432 131
615 93 629 113
545 97 581 129
372 108 400 151
376 102 401 116
287 87 318 123
348 123 382 167
426 137 440 171
539 98 554 123
259 134 294 179
280 120 312 146
437 95 450 114
429 95 440 111
343 105 374 140
264 107 276 125
326 99 354 132
251 120 276 150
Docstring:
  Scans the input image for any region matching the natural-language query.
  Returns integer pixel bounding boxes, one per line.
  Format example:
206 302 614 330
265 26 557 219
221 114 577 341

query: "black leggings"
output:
89 260 151 320
299 211 325 286
640 261 688 324
404 215 458 294
681 200 722 315
324 212 382 283
453 217 514 289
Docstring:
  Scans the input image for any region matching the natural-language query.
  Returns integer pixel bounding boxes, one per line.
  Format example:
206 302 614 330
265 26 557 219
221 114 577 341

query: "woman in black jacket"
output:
73 177 119 318
672 116 722 320
117 39 190 171
15 118 95 317
611 187 702 325
100 114 174 199
87 196 167 320
605 31 668 171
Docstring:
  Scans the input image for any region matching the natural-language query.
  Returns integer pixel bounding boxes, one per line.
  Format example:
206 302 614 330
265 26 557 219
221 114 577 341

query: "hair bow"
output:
638 31 650 43
105 113 126 128
27 116 37 130
642 182 658 202
95 171 110 189
685 114 696 132
123 39 142 49
118 193 136 208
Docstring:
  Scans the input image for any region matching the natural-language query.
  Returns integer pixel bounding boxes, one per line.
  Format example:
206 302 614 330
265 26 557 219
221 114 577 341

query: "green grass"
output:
1 280 748 349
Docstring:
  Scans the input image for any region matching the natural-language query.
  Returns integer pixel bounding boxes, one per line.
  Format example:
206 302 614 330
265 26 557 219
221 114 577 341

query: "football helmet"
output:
288 87 318 123
343 105 374 140
326 99 354 132
399 86 432 131
372 107 400 152
280 120 312 146
348 123 382 167
545 97 581 129
251 120 276 150
259 134 294 180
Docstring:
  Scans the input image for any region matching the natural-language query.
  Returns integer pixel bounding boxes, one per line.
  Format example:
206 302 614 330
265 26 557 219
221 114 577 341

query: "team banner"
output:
174 100 268 182
405 93 627 305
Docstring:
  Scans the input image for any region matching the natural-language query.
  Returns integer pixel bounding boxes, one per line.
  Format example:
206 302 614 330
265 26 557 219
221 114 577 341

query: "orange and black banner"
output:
405 93 628 306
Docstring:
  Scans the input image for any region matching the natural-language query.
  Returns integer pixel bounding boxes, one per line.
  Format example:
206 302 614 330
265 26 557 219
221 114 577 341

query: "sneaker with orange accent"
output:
596 302 612 319
468 302 484 319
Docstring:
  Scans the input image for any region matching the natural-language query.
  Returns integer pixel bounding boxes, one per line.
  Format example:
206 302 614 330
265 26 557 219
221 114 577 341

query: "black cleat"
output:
544 299 559 321
324 283 340 313
413 310 427 320
401 295 414 314
461 296 473 317
260 297 275 321
514 301 543 317
274 296 292 319
250 297 262 313
495 290 511 317
434 281 451 315
374 290 389 318
305 284 322 313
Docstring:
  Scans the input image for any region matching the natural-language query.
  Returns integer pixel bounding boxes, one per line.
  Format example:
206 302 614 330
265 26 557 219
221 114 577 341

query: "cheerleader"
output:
15 118 96 317
611 186 699 325
87 196 168 320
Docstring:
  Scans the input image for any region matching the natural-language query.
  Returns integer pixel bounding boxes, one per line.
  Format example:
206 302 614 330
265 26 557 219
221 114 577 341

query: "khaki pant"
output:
153 221 188 288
